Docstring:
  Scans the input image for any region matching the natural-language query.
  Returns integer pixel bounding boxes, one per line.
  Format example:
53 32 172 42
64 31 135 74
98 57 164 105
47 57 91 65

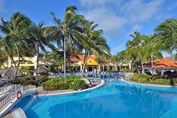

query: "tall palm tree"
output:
142 34 162 67
125 32 146 73
28 22 56 79
81 21 110 74
0 12 32 80
44 6 89 82
155 18 177 55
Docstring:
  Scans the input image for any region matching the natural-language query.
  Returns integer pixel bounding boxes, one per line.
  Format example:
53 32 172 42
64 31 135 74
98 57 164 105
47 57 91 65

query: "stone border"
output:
38 79 105 96
121 78 177 88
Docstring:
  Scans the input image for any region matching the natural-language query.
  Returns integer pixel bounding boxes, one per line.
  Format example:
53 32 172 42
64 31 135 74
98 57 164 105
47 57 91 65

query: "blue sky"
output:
0 0 177 55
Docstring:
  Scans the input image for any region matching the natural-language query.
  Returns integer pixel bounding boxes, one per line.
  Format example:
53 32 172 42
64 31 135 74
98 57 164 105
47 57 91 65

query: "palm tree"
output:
0 36 7 68
81 21 110 74
155 18 177 55
114 51 126 71
0 12 32 80
142 34 162 67
95 56 106 72
28 22 56 79
44 6 89 82
125 32 146 74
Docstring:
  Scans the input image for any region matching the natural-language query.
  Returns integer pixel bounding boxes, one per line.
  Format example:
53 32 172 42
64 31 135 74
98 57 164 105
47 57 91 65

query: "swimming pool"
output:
16 78 177 118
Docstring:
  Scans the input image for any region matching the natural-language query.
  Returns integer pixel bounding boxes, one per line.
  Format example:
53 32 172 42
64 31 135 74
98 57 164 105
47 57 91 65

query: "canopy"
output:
81 59 98 66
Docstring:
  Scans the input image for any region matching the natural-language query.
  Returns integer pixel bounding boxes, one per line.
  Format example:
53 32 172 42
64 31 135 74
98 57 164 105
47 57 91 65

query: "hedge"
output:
43 76 88 91
130 74 177 85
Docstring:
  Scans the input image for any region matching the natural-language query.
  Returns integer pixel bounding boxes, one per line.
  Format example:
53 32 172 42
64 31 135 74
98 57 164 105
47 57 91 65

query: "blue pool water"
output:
16 79 177 118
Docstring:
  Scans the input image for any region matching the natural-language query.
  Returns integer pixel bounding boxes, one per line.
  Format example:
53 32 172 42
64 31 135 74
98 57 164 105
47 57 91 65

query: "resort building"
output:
1 55 132 73
69 55 131 72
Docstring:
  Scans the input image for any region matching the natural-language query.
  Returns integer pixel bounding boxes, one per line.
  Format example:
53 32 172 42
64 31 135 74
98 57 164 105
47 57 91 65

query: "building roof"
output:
70 55 96 62
145 58 177 69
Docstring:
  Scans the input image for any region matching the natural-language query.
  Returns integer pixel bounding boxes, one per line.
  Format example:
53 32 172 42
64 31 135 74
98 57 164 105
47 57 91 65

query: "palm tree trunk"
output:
151 52 153 67
35 47 39 80
14 42 20 80
140 59 144 73
136 65 140 74
64 35 66 82
82 50 89 76
119 65 121 71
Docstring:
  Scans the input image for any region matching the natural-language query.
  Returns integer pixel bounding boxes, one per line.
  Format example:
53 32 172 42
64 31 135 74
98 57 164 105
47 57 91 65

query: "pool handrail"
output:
0 84 36 113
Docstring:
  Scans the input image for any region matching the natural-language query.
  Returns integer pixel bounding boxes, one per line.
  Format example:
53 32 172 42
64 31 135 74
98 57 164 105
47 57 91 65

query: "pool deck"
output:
122 77 177 88
2 79 104 118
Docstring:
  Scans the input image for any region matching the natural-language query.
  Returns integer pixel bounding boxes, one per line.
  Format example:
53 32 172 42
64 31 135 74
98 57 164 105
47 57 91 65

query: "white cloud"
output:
82 8 127 33
128 24 143 36
79 0 165 37
0 0 7 13
120 0 164 24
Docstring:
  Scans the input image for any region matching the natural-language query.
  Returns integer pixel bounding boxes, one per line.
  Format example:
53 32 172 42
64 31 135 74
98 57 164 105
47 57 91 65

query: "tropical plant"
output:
142 34 162 67
81 21 110 74
28 22 55 79
0 12 32 80
125 32 146 73
95 56 105 72
155 18 177 55
44 6 89 82
113 51 127 71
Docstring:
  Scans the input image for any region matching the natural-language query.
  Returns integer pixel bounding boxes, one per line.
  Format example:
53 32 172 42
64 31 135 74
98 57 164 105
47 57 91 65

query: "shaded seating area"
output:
144 58 177 77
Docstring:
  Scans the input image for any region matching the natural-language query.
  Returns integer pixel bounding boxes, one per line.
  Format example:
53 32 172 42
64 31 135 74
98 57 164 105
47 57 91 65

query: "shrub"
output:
42 76 88 91
130 74 177 85
43 81 53 91
149 79 170 85
69 79 88 90
11 75 49 86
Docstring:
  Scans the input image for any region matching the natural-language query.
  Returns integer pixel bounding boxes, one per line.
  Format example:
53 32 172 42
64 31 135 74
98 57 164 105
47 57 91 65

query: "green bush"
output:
130 74 177 85
42 76 88 91
131 74 149 83
69 79 88 90
11 75 49 86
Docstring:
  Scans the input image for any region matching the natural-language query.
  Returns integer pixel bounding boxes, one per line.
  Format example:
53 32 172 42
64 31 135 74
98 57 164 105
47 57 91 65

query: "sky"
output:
0 0 177 55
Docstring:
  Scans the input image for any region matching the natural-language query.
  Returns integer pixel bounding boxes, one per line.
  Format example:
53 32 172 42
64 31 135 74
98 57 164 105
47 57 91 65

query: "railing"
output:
0 84 36 111
0 85 22 97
